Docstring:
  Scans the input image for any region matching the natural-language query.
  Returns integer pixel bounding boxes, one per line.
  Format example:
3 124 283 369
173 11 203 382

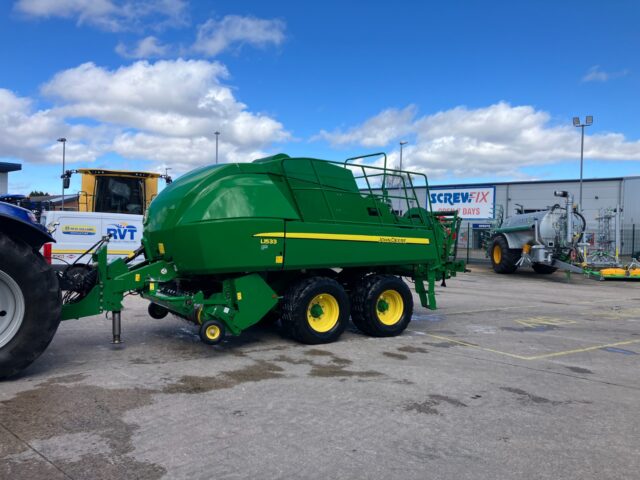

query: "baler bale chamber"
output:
62 153 464 346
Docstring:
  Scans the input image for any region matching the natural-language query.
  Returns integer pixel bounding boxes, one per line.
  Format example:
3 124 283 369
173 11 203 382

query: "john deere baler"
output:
1 153 464 378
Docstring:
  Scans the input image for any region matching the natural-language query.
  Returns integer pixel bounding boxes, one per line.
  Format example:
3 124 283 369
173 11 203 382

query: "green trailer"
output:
1 153 464 378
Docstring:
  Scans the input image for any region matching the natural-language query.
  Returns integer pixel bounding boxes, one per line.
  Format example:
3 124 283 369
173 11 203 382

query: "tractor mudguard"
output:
0 201 54 248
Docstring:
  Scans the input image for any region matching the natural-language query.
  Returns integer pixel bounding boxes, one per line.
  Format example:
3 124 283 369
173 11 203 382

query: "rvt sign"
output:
107 223 138 241
428 186 495 219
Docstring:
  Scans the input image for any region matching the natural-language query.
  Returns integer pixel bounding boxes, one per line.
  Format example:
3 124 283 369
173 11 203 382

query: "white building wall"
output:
500 180 622 230
0 172 7 195
622 177 640 225
396 176 638 253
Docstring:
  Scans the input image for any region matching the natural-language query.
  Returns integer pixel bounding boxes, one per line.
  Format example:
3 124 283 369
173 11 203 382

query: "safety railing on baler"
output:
278 153 432 228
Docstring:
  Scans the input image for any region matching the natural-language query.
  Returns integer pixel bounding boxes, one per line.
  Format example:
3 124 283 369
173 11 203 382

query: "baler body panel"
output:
276 221 435 270
144 155 442 276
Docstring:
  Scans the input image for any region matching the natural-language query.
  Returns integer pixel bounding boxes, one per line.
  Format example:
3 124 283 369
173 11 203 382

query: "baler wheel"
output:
351 275 413 337
490 236 519 274
281 276 349 344
199 320 225 345
0 234 61 379
148 302 169 319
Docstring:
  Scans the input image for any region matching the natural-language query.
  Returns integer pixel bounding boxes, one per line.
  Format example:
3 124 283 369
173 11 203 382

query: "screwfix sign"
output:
428 186 495 219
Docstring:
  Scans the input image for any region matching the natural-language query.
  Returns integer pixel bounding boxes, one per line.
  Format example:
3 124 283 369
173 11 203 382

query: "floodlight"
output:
585 115 593 125
572 117 580 126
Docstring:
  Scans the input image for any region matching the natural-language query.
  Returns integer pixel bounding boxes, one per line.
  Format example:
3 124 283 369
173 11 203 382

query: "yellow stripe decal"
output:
254 232 429 245
52 249 135 255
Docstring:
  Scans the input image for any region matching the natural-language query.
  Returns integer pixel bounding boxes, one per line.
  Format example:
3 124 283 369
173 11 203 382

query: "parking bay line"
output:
421 298 639 318
426 334 640 361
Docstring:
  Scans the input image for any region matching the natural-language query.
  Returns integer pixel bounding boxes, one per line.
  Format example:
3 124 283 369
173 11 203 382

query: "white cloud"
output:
14 0 189 32
0 88 107 164
316 102 640 180
317 106 417 147
582 65 629 83
0 59 289 174
193 15 286 56
115 36 169 58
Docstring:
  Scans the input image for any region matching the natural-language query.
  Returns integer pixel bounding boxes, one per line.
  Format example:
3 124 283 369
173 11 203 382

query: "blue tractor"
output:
0 201 61 378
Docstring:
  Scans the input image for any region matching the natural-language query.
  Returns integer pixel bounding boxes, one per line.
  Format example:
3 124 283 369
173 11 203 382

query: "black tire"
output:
0 234 61 379
281 276 349 344
351 275 413 337
148 302 169 319
199 320 225 345
532 263 558 274
490 236 520 274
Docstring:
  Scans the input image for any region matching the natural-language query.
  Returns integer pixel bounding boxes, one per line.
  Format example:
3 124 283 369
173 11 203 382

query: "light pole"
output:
214 131 220 164
572 116 593 212
57 137 67 210
399 141 408 171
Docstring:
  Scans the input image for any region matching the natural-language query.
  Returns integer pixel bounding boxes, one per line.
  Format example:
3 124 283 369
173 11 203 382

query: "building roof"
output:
0 162 22 173
428 175 640 189
30 194 79 205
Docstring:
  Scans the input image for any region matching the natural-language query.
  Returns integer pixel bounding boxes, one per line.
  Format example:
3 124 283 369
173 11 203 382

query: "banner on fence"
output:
428 186 495 219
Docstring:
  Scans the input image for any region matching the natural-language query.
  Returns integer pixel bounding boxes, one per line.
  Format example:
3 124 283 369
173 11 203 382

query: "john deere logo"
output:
107 223 137 241
62 225 96 236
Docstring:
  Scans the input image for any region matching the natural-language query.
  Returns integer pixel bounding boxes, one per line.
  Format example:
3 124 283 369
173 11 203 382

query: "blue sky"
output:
1 0 639 195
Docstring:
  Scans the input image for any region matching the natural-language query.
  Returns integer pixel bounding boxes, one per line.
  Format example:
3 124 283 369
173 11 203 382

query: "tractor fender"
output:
0 201 54 248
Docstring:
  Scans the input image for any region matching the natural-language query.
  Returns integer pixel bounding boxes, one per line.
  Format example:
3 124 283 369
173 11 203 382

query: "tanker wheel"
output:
532 263 558 274
490 236 520 274
0 234 61 379
281 276 349 344
199 320 225 345
148 302 169 319
351 275 413 337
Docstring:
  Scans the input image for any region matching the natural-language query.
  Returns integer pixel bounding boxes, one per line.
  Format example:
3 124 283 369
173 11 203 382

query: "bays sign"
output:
428 186 495 219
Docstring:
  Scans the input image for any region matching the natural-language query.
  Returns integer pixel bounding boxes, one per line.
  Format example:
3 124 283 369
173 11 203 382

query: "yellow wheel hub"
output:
493 244 502 264
376 290 404 326
205 324 221 341
307 293 340 333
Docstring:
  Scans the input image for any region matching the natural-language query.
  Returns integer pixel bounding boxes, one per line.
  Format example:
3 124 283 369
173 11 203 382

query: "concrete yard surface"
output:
1 264 639 479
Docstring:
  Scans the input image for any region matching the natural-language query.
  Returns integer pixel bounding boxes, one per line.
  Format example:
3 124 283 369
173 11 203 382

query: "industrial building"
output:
389 176 640 255
0 162 21 195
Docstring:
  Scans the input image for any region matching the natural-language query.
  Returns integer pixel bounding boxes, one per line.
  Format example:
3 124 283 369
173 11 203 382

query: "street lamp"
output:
214 131 220 164
57 137 67 210
572 116 593 212
399 141 408 171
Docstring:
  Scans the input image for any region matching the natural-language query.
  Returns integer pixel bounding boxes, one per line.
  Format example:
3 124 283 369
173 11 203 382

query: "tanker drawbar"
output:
1 153 465 378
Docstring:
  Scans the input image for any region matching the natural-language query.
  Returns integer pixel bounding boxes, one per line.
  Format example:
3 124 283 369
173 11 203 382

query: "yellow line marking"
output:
428 334 531 360
254 232 429 245
515 316 577 328
427 334 640 361
421 298 639 318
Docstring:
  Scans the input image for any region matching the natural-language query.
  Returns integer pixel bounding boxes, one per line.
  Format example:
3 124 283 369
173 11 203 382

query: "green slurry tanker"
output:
0 153 464 378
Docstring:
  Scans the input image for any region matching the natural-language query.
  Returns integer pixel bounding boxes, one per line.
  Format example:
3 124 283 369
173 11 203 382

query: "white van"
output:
40 210 144 269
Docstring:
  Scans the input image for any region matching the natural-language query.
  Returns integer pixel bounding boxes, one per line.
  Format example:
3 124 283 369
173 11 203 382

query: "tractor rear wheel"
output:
351 275 413 337
532 263 557 274
0 234 61 379
490 236 520 274
281 276 349 344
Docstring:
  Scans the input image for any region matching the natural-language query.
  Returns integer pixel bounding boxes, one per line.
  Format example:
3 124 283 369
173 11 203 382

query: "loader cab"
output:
75 169 164 214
